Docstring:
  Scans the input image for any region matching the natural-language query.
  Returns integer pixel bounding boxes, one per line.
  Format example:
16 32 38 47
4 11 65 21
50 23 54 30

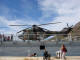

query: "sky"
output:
0 0 80 34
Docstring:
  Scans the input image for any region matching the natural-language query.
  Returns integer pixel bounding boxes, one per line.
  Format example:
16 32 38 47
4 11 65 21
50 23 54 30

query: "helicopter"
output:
9 22 62 41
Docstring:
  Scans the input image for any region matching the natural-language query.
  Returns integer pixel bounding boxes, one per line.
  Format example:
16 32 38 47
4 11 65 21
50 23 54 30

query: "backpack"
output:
65 48 67 52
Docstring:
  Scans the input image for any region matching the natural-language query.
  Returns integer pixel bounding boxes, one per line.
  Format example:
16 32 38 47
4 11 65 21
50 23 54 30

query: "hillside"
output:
69 22 80 36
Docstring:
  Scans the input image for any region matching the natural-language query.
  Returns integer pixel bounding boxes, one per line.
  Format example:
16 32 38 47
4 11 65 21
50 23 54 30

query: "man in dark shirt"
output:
43 49 50 60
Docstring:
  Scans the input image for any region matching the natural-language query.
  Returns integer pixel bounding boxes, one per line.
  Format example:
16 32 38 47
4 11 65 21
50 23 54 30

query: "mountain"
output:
69 22 80 36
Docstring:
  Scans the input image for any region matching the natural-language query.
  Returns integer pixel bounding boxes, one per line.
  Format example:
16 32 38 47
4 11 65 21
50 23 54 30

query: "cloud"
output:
0 0 80 34
38 0 80 31
0 16 22 34
0 2 40 34
0 16 40 34
0 5 10 16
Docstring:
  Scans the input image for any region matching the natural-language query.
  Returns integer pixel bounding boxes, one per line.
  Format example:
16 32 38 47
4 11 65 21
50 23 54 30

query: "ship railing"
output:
0 34 80 42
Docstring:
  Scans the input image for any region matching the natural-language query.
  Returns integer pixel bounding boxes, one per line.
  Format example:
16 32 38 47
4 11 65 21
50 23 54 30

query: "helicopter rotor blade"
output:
9 22 61 26
38 22 62 26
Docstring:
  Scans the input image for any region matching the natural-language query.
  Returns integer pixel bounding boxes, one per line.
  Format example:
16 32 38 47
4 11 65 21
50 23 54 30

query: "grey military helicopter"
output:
9 22 62 41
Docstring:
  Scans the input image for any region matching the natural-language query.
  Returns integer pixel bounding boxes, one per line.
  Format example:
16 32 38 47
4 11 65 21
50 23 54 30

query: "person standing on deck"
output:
61 44 67 59
43 49 51 60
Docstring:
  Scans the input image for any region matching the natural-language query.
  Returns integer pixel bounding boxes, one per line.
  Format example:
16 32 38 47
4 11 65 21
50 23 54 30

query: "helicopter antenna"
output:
67 23 69 28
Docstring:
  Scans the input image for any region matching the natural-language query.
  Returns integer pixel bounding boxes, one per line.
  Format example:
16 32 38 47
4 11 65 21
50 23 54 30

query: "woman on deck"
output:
61 44 67 59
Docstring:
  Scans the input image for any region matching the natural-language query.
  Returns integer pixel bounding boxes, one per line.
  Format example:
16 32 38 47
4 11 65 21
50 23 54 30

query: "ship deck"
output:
0 56 80 60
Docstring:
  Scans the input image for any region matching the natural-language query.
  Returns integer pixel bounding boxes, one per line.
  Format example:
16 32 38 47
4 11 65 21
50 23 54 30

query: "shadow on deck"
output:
0 56 80 60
